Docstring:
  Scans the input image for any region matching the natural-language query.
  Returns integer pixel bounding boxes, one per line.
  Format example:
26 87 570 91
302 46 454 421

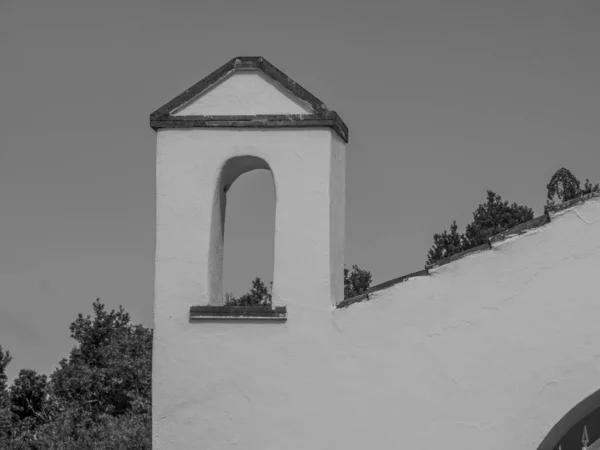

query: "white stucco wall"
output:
153 127 347 449
152 65 600 450
172 71 314 116
154 194 600 449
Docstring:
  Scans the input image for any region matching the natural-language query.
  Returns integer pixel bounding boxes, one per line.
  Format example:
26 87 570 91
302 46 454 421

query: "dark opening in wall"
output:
221 166 275 304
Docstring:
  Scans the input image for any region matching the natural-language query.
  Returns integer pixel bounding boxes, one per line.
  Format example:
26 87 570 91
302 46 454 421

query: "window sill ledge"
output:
189 305 287 321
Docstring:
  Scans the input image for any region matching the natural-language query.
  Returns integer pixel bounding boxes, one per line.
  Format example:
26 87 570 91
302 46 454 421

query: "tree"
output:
225 277 272 307
344 265 372 299
50 299 152 418
226 267 373 305
546 167 599 208
0 300 153 449
9 369 49 423
0 346 11 404
426 220 463 266
0 346 13 443
462 190 534 248
426 190 534 266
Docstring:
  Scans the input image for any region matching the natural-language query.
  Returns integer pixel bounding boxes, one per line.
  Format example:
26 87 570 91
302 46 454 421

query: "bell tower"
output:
149 56 348 448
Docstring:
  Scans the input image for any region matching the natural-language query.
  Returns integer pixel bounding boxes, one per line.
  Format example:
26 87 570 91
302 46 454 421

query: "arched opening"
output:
537 389 600 450
208 155 276 306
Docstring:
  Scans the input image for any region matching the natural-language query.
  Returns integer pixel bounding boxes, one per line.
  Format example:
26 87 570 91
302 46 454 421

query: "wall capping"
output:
189 305 287 321
489 212 550 245
336 269 429 309
150 112 348 143
149 56 349 143
427 241 491 271
337 193 598 310
545 191 600 216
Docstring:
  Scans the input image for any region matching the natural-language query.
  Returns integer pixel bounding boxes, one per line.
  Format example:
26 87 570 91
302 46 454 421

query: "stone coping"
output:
545 191 600 214
149 56 349 143
336 192 599 310
336 269 429 309
189 305 287 321
185 194 598 314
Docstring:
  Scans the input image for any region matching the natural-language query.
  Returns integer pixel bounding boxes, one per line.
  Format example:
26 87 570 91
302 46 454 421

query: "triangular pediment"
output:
172 70 314 116
149 56 349 143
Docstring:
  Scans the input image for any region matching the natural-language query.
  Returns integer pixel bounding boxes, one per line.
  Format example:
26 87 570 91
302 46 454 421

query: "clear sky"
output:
1 0 599 380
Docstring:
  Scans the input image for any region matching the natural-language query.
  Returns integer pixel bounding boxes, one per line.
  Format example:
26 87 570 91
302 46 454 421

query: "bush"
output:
427 190 534 266
225 266 373 305
546 167 599 209
0 300 152 449
344 265 372 299
225 278 272 307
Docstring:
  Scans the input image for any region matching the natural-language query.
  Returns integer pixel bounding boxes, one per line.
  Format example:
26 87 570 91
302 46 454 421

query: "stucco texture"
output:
153 127 347 449
152 62 600 449
153 196 600 449
172 70 314 116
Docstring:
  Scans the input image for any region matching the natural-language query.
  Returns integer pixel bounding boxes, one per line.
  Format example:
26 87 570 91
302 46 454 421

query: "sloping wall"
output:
159 196 600 450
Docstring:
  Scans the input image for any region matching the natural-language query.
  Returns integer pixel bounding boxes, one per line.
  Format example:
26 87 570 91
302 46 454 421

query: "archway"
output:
208 155 276 305
537 389 600 450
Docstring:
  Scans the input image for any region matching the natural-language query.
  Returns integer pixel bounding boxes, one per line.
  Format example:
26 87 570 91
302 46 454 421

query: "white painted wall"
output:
152 65 600 450
172 71 314 116
154 193 600 449
153 127 347 449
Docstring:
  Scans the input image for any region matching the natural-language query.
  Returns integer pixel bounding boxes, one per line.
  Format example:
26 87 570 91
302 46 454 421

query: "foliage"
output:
0 300 152 449
0 346 11 410
344 265 373 299
427 190 534 266
225 266 373 305
225 277 272 307
462 190 534 248
426 220 463 266
0 346 13 443
51 299 152 418
546 167 599 209
9 370 49 423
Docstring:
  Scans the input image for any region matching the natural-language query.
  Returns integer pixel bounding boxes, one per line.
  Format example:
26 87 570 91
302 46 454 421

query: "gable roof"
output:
149 56 349 142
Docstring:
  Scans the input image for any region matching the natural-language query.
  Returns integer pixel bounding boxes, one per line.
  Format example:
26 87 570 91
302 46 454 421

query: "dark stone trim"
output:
536 389 600 450
338 194 599 310
489 213 550 245
336 292 369 309
150 59 237 120
149 56 349 143
189 305 287 321
336 269 430 309
545 192 600 215
256 58 329 114
369 268 430 295
150 112 349 143
428 241 492 270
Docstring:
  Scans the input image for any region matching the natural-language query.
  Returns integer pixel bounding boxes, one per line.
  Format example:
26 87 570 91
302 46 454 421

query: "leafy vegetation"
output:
1 268 372 447
426 190 534 266
426 168 599 267
546 167 599 209
225 277 273 307
3 166 596 448
0 300 152 449
343 265 372 299
224 265 373 306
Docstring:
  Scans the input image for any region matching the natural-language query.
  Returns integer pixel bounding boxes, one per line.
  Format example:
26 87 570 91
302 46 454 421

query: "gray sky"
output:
1 0 599 380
